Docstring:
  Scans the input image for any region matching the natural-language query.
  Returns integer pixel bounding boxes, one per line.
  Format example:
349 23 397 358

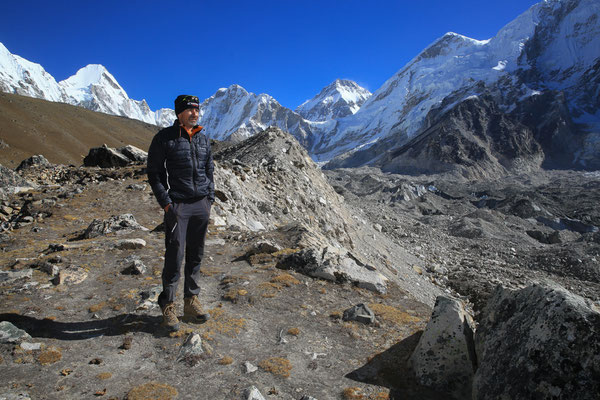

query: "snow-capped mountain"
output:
0 42 64 102
295 79 371 122
197 84 319 147
0 43 174 127
316 0 600 169
1 0 598 171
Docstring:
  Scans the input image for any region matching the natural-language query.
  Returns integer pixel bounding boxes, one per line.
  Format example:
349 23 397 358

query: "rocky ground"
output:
0 129 598 399
325 167 600 313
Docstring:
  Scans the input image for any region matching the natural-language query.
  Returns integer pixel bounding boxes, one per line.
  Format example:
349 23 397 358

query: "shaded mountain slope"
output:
0 92 157 168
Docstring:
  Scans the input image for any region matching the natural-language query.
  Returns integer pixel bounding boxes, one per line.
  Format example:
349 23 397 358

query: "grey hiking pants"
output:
157 197 211 309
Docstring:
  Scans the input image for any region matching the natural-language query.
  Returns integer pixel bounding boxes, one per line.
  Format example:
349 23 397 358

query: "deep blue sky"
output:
1 0 540 111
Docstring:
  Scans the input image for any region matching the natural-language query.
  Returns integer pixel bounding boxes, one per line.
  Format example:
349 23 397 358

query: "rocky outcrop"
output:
15 155 52 171
410 296 476 398
473 283 600 400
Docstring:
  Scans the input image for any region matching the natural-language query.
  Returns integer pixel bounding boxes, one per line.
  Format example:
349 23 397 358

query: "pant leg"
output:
183 197 211 297
158 202 189 309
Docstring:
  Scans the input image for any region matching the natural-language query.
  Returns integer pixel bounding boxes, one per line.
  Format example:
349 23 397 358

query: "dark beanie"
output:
174 95 200 115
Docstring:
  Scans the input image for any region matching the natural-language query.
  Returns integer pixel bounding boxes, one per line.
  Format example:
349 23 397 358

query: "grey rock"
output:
177 333 205 367
140 286 161 301
0 321 31 343
0 164 33 191
52 266 88 285
16 155 51 171
278 246 388 294
126 183 147 191
19 342 42 351
114 238 146 250
243 386 265 400
83 144 130 168
121 258 147 275
245 241 282 256
243 361 258 373
82 213 148 239
410 296 476 398
117 144 147 163
300 396 318 400
473 283 600 400
0 269 32 284
342 303 375 324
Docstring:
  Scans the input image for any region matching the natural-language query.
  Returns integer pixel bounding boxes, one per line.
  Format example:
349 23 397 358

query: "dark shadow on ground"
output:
346 331 457 400
0 313 169 340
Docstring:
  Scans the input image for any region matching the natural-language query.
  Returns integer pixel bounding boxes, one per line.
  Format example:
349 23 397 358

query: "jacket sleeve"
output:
147 133 172 209
205 135 215 203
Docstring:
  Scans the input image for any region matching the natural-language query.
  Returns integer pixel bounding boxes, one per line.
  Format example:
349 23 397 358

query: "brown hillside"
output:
0 92 160 168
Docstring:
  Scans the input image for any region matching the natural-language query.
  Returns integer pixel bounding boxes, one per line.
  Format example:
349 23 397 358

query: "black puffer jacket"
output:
147 120 214 209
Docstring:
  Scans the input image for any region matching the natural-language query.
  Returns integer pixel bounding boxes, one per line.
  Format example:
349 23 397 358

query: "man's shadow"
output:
0 313 165 340
345 331 455 400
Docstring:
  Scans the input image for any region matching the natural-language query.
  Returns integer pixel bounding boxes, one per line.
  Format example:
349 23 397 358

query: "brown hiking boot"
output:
183 296 210 323
161 302 179 332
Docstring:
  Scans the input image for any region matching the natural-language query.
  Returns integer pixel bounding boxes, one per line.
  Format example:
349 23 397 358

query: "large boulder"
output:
118 145 148 163
473 283 600 400
410 296 476 398
83 144 147 168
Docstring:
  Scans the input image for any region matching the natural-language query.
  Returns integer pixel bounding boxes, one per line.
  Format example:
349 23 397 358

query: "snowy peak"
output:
0 42 64 102
0 42 169 126
199 84 300 142
296 79 371 122
60 64 123 92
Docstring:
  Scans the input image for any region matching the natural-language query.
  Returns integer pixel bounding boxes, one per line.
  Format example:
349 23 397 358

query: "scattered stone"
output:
410 296 476 398
114 238 146 250
140 286 161 302
243 386 266 400
81 213 148 239
245 241 282 256
89 358 103 365
473 283 600 400
0 269 33 284
342 304 376 324
45 243 66 254
121 257 147 275
52 266 88 285
300 396 318 400
243 361 258 373
126 183 147 191
177 333 207 367
0 321 31 343
19 342 42 351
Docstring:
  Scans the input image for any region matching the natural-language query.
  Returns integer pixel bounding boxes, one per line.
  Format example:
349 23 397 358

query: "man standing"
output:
147 95 214 331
